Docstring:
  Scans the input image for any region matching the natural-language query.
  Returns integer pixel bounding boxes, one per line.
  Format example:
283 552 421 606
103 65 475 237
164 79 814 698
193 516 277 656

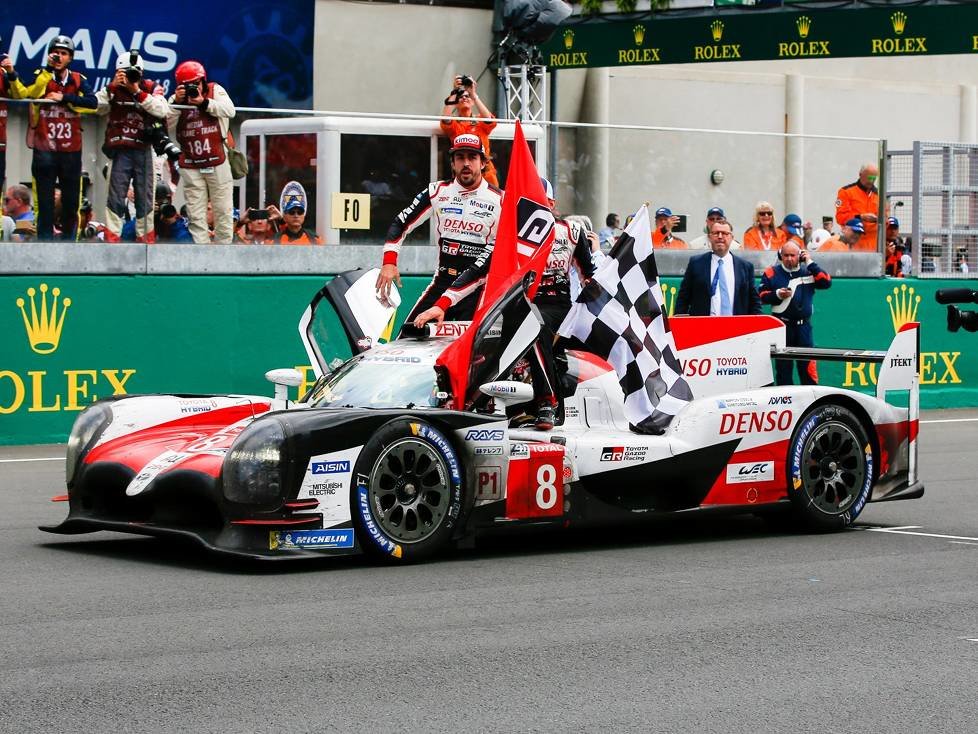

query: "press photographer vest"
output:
31 71 85 153
176 86 226 169
104 79 159 149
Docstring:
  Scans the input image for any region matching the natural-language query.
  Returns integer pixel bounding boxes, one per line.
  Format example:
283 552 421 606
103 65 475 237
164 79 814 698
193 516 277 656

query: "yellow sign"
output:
331 193 371 230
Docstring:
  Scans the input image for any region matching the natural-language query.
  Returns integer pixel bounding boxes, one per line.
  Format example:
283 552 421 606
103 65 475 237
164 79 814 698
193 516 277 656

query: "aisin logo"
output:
16 283 70 355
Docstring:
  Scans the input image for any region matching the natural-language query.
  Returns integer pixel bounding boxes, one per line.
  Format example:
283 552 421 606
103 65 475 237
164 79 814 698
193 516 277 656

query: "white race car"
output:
44 269 923 562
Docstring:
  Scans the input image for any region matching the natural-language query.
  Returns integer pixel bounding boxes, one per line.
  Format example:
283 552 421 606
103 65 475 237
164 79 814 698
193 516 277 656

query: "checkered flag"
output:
558 205 692 434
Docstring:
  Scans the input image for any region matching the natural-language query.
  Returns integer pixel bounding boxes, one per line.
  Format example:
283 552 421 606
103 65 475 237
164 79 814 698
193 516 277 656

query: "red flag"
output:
436 120 555 409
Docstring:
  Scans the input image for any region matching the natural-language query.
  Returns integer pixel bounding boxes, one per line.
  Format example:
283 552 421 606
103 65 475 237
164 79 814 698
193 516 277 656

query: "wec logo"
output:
726 461 774 484
465 429 504 441
311 460 350 474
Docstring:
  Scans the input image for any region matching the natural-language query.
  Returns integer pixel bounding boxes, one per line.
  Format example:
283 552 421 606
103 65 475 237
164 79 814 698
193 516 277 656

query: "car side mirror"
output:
265 368 303 407
479 380 534 406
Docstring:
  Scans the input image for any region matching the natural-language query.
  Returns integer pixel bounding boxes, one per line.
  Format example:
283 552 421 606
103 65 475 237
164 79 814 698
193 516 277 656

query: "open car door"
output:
437 273 543 411
298 268 399 378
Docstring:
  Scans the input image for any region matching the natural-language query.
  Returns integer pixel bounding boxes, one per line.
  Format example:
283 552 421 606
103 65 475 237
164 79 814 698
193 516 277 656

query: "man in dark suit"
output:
674 219 762 316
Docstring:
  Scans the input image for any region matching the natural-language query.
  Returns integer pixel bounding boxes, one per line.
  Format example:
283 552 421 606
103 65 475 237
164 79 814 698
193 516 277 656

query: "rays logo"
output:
516 198 555 247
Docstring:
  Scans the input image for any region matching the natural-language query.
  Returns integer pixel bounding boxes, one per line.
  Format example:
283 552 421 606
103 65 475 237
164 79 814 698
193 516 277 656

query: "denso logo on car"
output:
719 411 793 435
466 429 504 441
312 460 350 474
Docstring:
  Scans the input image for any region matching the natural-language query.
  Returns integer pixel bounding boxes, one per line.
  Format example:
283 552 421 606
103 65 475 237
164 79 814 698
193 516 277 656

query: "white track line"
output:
920 417 978 424
0 457 63 464
867 527 978 542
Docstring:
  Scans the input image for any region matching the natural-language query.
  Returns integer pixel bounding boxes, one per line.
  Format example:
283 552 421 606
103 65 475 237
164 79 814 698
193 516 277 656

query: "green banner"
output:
0 275 975 445
541 5 978 68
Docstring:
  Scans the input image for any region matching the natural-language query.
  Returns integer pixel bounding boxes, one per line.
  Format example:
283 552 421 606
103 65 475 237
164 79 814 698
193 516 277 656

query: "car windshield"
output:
306 357 441 409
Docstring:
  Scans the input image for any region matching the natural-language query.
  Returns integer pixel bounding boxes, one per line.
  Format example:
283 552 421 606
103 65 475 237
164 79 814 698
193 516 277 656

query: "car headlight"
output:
223 418 287 505
66 403 112 485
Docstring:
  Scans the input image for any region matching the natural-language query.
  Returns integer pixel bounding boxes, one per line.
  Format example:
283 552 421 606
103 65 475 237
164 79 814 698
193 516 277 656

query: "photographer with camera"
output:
440 74 498 187
96 51 170 243
759 240 832 385
166 60 236 243
6 35 97 240
234 206 277 244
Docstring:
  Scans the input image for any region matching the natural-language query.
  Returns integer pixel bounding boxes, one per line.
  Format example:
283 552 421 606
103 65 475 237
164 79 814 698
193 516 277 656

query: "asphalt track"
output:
2 410 977 733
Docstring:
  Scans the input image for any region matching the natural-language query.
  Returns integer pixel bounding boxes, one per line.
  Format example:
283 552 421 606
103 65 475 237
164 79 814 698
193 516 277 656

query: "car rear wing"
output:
771 322 920 482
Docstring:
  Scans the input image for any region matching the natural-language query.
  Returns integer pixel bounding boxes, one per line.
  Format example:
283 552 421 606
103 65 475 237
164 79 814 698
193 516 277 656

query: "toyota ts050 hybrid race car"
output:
43 268 924 562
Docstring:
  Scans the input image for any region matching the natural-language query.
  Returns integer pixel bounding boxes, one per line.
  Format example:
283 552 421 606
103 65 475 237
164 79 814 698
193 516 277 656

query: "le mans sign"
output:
541 4 978 69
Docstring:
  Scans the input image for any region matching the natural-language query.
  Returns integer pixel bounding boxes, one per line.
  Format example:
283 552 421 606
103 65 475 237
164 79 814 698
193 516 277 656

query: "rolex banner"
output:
542 4 978 69
0 275 976 445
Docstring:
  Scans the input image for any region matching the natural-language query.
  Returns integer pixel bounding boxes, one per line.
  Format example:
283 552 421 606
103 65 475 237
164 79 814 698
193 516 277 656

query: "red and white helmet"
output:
175 60 206 85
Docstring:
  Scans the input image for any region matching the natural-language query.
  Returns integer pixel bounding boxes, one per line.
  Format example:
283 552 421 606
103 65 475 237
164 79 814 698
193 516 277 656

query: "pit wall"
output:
1 275 973 445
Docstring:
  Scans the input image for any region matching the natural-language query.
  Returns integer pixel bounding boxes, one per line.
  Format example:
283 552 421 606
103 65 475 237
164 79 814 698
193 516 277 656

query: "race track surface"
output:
2 410 977 733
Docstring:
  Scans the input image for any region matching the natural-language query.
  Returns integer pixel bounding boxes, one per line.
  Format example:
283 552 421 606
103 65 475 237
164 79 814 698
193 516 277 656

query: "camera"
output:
184 82 199 99
459 74 473 87
935 288 978 333
249 208 269 221
671 215 687 233
125 67 142 83
141 120 182 161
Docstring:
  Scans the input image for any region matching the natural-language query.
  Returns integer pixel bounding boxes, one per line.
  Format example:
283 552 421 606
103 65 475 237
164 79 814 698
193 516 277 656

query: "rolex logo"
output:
886 283 920 333
16 283 71 355
796 16 811 39
710 20 724 42
633 25 645 46
891 11 907 36
563 29 575 50
663 284 677 318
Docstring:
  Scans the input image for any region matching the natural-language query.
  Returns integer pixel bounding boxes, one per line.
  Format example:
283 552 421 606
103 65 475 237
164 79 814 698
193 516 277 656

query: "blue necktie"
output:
712 258 732 315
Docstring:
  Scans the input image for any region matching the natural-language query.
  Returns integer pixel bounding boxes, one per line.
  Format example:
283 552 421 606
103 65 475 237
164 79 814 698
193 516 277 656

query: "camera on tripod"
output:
935 288 978 333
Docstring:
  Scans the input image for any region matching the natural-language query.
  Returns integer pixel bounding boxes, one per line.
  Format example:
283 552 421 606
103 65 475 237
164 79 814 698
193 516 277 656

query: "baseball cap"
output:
449 133 486 157
540 177 554 200
887 216 900 228
654 207 672 218
781 213 803 237
706 206 725 218
845 218 866 234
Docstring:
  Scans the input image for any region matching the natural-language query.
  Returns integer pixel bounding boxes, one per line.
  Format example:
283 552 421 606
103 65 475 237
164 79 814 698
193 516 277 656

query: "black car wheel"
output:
787 404 874 531
352 419 464 562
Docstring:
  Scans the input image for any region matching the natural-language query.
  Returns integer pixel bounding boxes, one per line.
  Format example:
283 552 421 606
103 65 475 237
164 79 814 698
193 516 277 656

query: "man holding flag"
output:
414 121 560 428
558 205 693 435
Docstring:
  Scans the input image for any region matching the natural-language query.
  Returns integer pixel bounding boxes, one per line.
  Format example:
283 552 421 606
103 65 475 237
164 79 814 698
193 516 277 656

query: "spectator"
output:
822 215 840 237
4 185 35 241
652 207 687 249
235 208 277 244
96 52 170 243
377 133 502 322
273 201 322 244
156 204 193 243
899 240 912 275
818 219 864 252
440 75 498 187
742 201 787 251
690 207 741 249
674 219 762 316
759 241 832 385
0 50 13 189
597 212 621 251
885 216 901 246
779 213 805 247
167 60 235 243
956 248 970 274
884 240 903 277
835 163 881 252
1 213 12 241
7 36 97 240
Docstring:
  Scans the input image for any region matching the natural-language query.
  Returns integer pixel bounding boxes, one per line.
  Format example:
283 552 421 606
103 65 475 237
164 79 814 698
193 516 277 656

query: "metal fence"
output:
908 141 978 279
